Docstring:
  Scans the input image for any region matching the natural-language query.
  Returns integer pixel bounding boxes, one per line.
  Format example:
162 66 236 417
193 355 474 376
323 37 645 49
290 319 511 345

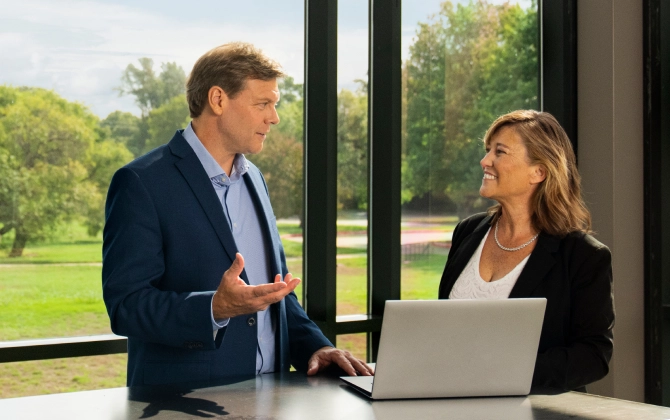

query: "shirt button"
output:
248 317 256 327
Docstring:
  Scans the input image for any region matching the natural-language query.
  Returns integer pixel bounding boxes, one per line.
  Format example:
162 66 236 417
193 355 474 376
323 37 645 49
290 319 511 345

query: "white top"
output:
449 227 530 300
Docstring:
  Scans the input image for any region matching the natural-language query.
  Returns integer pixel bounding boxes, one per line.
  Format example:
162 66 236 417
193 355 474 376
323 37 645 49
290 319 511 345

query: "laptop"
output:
340 298 546 400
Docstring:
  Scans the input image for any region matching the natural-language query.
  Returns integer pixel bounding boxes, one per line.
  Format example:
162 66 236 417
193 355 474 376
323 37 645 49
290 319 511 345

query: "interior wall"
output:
577 0 645 402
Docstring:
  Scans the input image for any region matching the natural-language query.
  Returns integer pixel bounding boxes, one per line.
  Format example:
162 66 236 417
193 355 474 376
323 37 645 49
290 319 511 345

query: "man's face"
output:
217 78 280 155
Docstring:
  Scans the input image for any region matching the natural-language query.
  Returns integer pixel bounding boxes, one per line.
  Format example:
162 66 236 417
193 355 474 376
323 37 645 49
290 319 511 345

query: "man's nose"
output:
268 107 280 125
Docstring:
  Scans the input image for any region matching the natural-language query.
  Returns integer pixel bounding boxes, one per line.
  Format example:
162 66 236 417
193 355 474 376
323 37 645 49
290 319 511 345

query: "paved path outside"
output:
282 230 453 249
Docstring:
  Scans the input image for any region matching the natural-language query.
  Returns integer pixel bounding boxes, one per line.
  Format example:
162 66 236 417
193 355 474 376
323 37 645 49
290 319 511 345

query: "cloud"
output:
0 0 535 117
0 0 305 117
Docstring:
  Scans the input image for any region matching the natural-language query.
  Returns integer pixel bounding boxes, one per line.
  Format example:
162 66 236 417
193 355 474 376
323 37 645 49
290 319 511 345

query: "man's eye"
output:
258 103 267 109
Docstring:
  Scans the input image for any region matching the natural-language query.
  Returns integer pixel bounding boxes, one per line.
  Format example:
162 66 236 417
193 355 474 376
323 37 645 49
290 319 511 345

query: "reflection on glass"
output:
400 0 539 299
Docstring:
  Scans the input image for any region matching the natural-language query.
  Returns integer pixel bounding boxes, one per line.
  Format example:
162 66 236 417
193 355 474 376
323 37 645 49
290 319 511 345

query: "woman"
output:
438 110 614 391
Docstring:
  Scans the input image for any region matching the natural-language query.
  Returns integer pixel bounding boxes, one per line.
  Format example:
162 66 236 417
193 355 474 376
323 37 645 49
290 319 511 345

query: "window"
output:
335 0 370 358
0 0 305 397
400 0 540 300
0 0 574 399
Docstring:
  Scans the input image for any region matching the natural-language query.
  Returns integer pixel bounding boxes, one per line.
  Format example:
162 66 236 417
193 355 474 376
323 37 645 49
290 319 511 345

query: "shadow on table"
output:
128 375 255 418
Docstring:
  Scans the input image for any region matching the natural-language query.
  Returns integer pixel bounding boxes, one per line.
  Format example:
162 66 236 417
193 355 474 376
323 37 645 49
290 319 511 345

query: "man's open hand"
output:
212 253 300 319
306 346 374 377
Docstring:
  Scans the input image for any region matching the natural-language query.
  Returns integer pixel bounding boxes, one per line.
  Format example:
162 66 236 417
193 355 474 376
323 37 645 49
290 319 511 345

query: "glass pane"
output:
0 0 306 336
400 0 540 299
336 0 370 317
0 355 127 398
337 333 367 362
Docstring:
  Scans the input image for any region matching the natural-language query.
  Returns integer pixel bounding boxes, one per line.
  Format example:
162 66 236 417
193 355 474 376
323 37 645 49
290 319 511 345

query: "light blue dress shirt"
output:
183 123 276 375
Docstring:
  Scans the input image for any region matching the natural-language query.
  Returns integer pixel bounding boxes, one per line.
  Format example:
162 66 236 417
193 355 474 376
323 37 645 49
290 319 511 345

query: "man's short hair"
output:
186 42 286 118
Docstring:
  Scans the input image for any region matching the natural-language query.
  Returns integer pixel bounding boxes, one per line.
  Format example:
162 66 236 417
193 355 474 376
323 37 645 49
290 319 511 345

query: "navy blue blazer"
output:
102 131 332 386
438 213 614 391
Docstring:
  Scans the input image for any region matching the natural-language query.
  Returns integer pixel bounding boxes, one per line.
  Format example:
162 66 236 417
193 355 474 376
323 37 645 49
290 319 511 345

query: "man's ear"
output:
531 165 547 184
208 86 228 116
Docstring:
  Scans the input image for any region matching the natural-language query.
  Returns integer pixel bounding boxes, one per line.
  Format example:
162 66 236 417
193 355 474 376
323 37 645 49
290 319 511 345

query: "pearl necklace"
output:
494 222 539 252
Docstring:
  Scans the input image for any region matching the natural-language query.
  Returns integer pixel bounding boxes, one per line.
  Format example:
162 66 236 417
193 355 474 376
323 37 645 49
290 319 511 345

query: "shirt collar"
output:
182 122 249 185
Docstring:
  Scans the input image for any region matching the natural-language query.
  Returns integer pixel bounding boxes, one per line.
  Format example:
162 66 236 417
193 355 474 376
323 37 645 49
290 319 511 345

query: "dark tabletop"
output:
2 371 669 420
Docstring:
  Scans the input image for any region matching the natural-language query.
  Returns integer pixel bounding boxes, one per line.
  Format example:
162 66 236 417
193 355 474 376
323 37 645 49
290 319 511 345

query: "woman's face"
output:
479 126 545 205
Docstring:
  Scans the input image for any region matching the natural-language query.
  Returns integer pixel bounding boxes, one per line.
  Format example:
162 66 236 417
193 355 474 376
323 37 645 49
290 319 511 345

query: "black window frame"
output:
644 0 670 406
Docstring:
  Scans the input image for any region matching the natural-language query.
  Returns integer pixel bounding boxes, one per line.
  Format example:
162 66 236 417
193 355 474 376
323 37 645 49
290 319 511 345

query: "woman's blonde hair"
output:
485 110 592 236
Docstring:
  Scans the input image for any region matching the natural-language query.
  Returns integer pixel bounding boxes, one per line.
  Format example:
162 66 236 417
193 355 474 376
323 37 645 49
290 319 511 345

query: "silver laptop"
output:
340 298 546 400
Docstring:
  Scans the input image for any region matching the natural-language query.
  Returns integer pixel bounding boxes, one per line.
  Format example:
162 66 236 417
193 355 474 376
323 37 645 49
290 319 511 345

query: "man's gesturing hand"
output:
306 346 374 377
212 253 300 319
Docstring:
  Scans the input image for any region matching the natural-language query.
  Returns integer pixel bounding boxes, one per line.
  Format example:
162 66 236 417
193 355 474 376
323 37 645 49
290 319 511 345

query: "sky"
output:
0 0 532 118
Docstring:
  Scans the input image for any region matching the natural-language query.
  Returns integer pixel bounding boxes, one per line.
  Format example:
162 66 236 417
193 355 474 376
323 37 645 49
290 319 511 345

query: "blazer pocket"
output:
143 361 210 385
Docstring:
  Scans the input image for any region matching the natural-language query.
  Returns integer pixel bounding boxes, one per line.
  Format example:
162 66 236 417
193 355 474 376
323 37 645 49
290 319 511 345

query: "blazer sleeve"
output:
532 241 614 390
285 292 334 371
102 168 221 350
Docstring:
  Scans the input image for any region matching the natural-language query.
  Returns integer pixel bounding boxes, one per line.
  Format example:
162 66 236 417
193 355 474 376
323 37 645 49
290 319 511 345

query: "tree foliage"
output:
100 110 145 156
253 77 370 219
145 94 190 153
337 85 368 211
0 86 131 255
112 59 190 156
251 129 304 221
117 58 186 117
403 0 538 216
0 1 540 257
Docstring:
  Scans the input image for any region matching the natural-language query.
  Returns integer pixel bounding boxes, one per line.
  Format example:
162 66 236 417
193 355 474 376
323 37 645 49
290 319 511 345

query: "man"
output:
102 42 373 386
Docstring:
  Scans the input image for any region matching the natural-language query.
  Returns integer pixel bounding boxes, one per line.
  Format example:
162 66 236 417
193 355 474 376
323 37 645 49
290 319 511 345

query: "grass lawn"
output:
0 241 102 265
0 355 127 398
0 265 110 341
0 220 451 398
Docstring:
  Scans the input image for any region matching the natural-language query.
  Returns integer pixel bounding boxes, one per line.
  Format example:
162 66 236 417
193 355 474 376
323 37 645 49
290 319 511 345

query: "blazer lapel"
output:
440 216 492 298
243 170 281 276
243 168 292 372
168 132 240 264
508 232 560 298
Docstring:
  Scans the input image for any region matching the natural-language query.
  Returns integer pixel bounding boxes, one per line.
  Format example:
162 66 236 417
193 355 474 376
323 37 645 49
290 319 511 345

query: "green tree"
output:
403 0 538 216
117 58 186 117
83 136 134 237
100 111 141 145
275 77 304 142
250 130 304 221
337 86 368 211
144 94 190 153
0 87 101 255
116 59 189 156
277 76 303 105
100 110 146 156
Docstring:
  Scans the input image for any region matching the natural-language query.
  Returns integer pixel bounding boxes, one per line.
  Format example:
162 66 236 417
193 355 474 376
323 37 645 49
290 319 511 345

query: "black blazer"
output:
438 213 614 391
